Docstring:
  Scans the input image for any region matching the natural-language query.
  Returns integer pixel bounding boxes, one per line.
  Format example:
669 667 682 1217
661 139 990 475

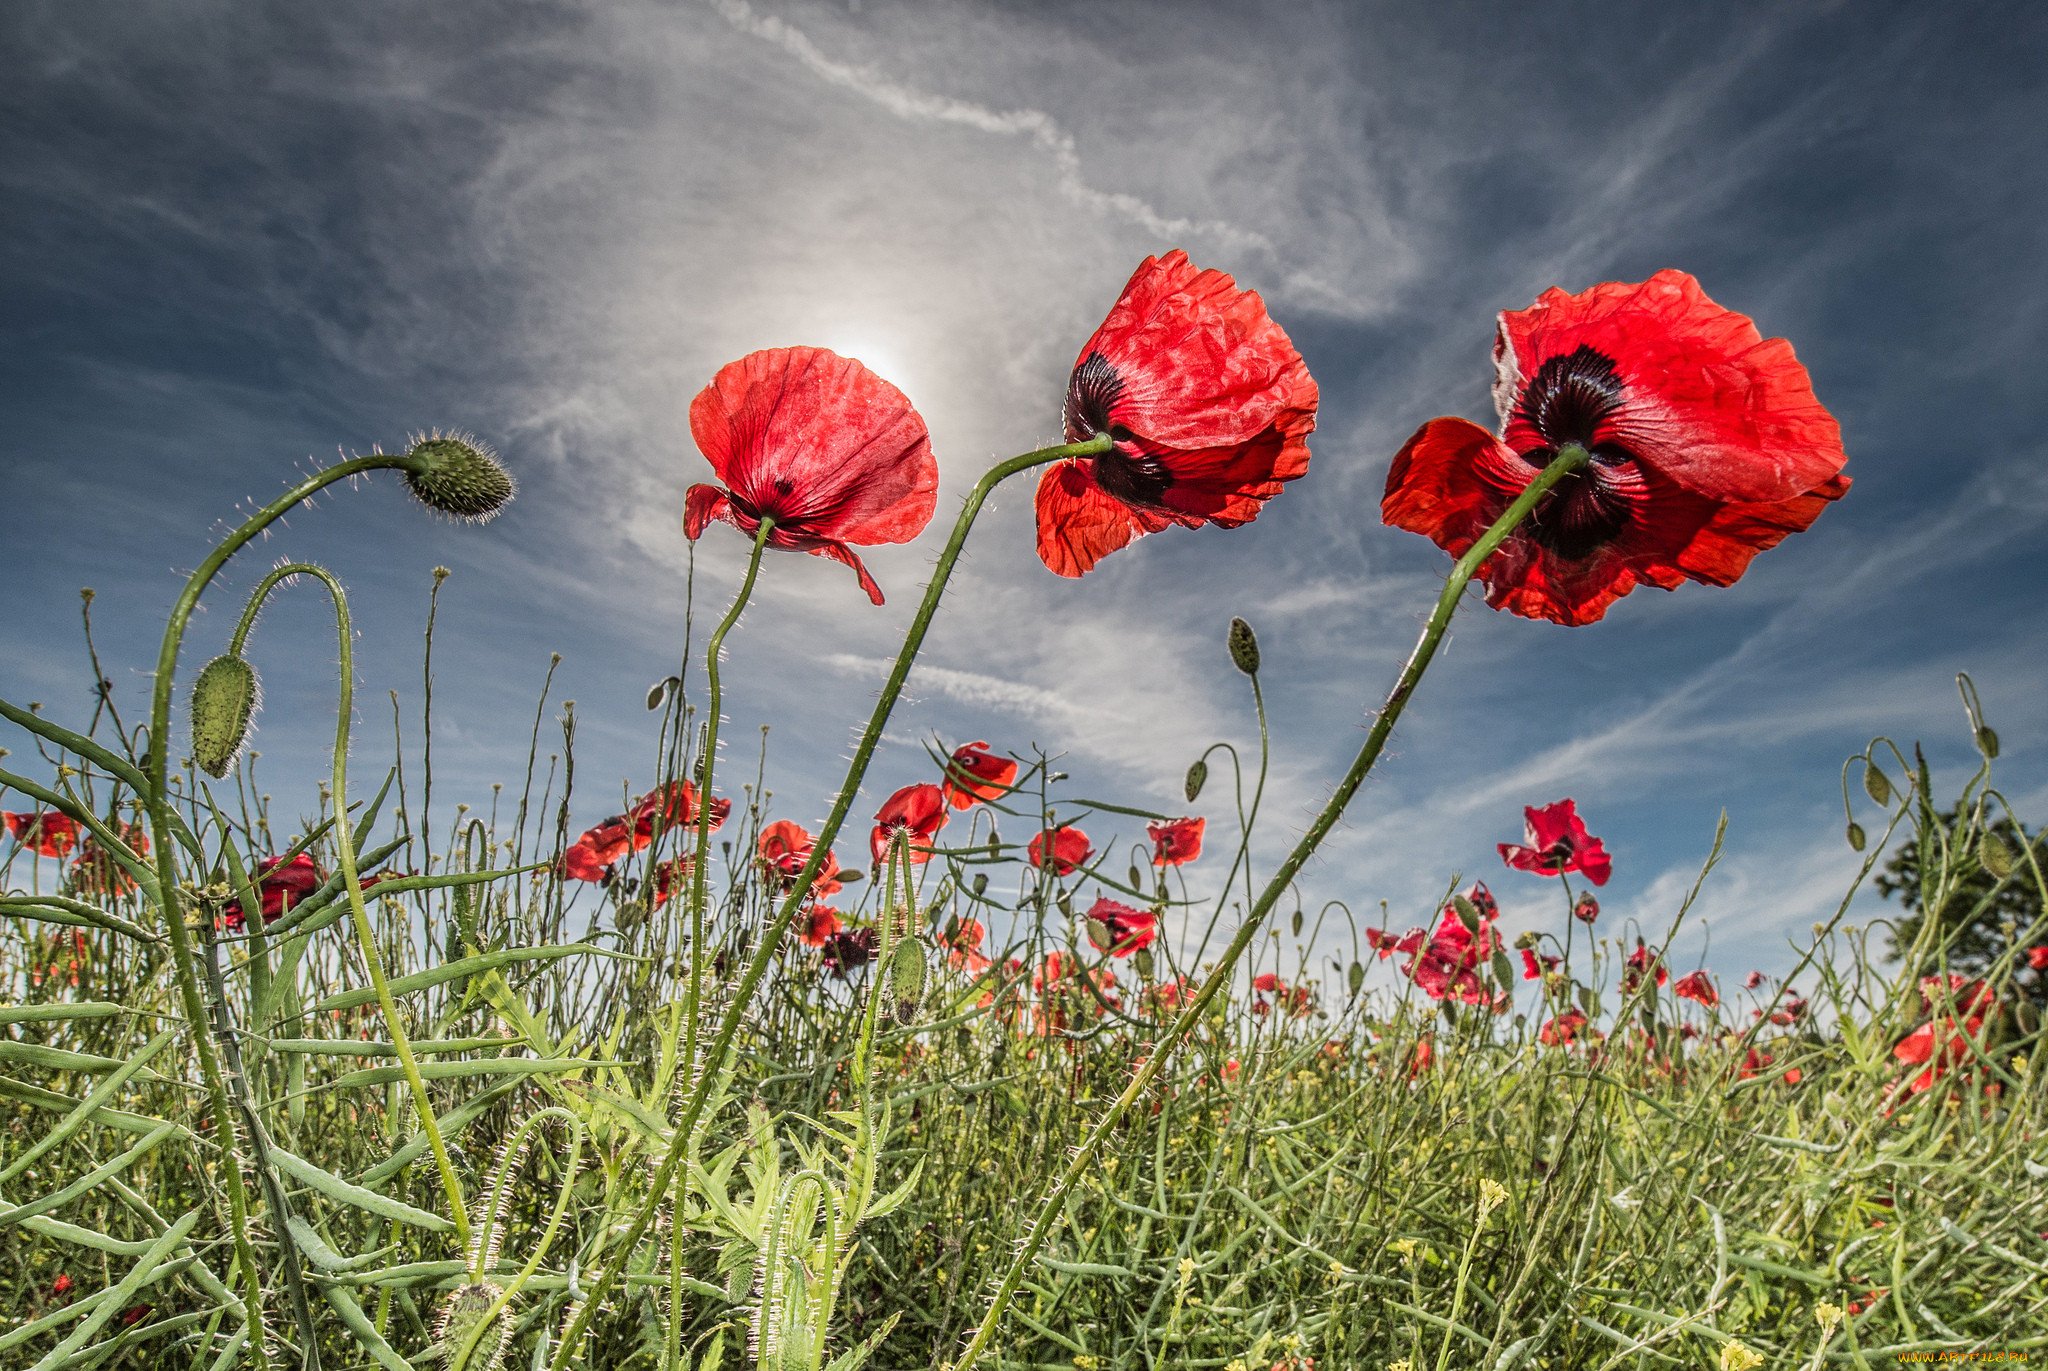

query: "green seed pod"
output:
889 936 928 1024
1086 917 1114 953
1846 821 1867 852
971 873 988 898
1863 764 1893 807
646 680 668 711
190 653 259 778
402 434 515 522
1133 946 1154 979
1290 908 1304 937
1227 617 1260 675
1184 758 1209 803
1978 726 2001 759
1981 830 2015 880
1347 961 1366 996
1451 894 1482 934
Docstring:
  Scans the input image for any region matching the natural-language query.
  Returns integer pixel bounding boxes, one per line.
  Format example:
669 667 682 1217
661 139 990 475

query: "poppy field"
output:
3 253 2045 1371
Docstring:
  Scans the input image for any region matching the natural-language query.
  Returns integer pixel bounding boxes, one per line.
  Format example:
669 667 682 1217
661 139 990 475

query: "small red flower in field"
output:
5 811 79 858
871 783 949 866
1252 972 1316 1018
1406 1036 1434 1077
756 820 844 897
1782 1067 1803 1085
684 346 938 605
220 852 326 932
1673 970 1719 1008
942 916 991 972
1147 816 1205 867
561 815 636 883
1572 893 1600 924
1498 799 1611 885
71 823 148 897
820 925 878 975
2028 945 2048 972
1382 884 1501 1004
1084 897 1158 957
1539 1007 1590 1047
1036 250 1318 576
1892 976 1997 1095
648 856 692 908
1768 994 1808 1026
1382 269 1850 625
50 1273 73 1297
1739 1046 1773 1080
1149 976 1195 1010
1519 947 1561 980
633 781 728 843
940 741 1018 809
800 905 844 948
118 1303 152 1328
1623 940 1668 992
1221 1057 1243 1086
1028 825 1093 876
1743 970 1767 990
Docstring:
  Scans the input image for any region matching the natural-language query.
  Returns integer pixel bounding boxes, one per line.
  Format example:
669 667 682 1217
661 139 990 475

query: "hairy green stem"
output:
950 441 1593 1369
141 451 416 1361
552 432 1112 1369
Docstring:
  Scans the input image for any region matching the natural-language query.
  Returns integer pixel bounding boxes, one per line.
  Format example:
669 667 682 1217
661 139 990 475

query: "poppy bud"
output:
1290 908 1304 937
889 936 928 1024
1981 831 2014 880
1133 946 1154 978
1572 894 1600 924
190 653 259 778
646 680 668 711
1863 764 1892 807
972 873 988 897
1513 930 1541 950
1450 895 1482 934
1347 961 1366 996
1184 759 1208 803
1846 822 1866 852
1227 617 1260 675
401 434 514 522
1977 726 2001 759
434 1281 510 1371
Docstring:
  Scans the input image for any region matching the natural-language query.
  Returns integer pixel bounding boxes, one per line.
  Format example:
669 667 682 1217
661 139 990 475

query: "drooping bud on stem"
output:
1227 617 1260 676
401 433 516 522
190 653 260 778
1184 758 1209 803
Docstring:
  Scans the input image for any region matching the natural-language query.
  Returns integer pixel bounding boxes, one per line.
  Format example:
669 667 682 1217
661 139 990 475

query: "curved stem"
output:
552 432 1112 1369
140 451 411 1360
950 442 1592 1370
683 517 774 1079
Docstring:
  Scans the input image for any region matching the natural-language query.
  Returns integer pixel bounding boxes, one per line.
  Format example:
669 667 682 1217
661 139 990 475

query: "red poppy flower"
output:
1147 816 1205 867
1672 970 1719 1008
1406 1036 1434 1077
871 783 949 866
800 905 844 948
561 815 637 883
756 820 844 898
1382 270 1851 626
220 852 326 932
820 925 878 975
942 916 991 972
1572 894 1600 924
4 811 79 859
1768 994 1808 1027
1381 884 1501 1004
1028 825 1093 876
1035 250 1318 576
1893 976 1997 1094
70 823 148 898
1083 897 1158 957
1498 799 1611 886
683 346 938 605
118 1303 153 1328
633 781 729 843
1743 970 1767 991
1251 972 1315 1017
645 856 692 908
1519 947 1561 981
940 742 1018 810
2028 945 2048 972
1539 1007 1590 1047
51 1274 74 1298
1622 940 1668 993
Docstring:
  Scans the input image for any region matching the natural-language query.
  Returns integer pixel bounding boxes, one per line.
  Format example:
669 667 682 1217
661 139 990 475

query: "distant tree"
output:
1877 807 2045 999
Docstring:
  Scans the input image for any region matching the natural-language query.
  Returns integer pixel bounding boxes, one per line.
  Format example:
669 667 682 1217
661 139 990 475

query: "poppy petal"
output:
1035 460 1172 578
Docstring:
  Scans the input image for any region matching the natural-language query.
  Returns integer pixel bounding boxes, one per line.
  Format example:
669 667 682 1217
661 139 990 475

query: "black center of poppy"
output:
1065 351 1176 509
1064 352 1123 443
1514 344 1625 450
1510 346 1639 560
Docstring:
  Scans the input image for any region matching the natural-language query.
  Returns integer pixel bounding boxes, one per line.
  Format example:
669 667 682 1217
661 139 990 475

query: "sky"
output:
4 0 2046 991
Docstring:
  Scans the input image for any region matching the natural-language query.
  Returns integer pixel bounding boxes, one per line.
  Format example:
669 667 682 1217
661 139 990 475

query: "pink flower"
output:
1498 799 1612 886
